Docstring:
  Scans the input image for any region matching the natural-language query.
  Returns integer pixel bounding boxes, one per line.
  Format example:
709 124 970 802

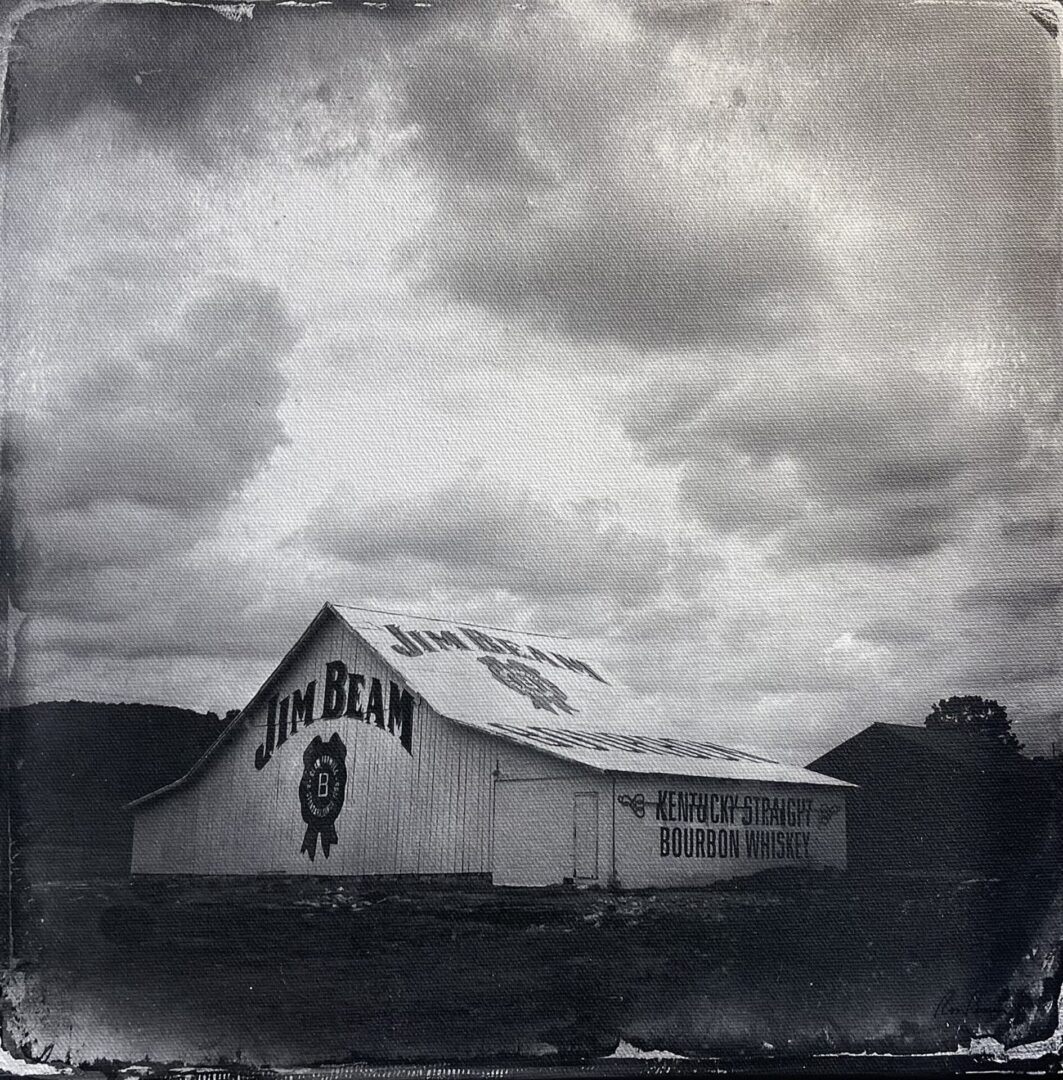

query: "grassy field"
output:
4 866 1062 1070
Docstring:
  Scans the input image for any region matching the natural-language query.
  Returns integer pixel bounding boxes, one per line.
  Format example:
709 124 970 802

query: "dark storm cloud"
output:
775 505 955 566
956 581 1063 622
632 2 733 38
6 3 392 168
392 8 825 353
403 198 821 354
626 370 1026 475
7 4 257 138
624 369 1030 564
1001 514 1058 545
960 657 1059 685
299 466 671 606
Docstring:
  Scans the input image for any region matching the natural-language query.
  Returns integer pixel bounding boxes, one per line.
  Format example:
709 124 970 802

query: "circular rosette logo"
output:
477 655 577 715
298 732 348 861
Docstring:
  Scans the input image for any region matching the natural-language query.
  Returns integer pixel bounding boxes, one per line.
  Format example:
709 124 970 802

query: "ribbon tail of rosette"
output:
301 825 318 861
321 822 339 858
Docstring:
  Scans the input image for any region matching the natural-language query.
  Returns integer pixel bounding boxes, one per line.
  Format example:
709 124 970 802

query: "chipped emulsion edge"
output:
0 0 1061 1068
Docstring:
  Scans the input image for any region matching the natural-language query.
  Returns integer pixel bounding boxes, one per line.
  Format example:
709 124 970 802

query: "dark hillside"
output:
6 700 229 880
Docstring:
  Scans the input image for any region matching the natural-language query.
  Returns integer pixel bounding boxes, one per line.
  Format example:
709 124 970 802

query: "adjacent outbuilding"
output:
808 722 1057 878
129 604 851 888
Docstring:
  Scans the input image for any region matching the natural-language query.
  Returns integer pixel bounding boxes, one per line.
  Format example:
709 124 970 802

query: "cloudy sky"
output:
3 0 1060 761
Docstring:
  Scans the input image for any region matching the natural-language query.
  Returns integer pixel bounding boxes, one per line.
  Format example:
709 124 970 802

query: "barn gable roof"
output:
128 602 851 811
126 603 338 811
333 605 851 787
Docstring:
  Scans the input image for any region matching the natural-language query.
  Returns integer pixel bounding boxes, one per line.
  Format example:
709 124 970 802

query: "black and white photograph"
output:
1 0 1061 1074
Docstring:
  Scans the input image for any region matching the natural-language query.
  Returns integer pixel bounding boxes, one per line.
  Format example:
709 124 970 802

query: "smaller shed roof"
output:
808 721 1038 782
870 723 1032 773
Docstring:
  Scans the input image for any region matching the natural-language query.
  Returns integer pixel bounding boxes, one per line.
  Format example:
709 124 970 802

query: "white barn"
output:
129 604 851 888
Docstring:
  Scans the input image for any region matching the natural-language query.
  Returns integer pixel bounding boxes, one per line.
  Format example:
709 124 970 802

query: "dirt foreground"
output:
3 868 1062 1070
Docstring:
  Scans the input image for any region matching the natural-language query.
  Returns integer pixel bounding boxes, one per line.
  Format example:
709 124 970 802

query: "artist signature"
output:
932 986 1009 1022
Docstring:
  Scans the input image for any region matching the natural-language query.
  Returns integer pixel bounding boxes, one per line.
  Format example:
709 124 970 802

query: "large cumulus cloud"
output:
3 1 1059 757
390 4 828 354
16 276 300 620
9 273 304 710
22 277 295 518
3 67 305 684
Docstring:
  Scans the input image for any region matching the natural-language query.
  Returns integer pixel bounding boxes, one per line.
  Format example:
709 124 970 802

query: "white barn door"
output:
573 792 599 882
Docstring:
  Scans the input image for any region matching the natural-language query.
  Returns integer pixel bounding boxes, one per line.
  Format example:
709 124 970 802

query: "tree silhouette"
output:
925 695 1023 751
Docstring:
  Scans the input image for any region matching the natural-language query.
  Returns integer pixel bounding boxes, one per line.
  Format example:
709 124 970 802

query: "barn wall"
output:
130 609 850 886
132 612 501 877
491 772 848 889
612 775 847 889
491 755 611 886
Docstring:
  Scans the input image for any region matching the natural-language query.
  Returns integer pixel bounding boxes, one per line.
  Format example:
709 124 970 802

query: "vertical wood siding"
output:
132 611 506 877
129 610 849 887
493 770 613 887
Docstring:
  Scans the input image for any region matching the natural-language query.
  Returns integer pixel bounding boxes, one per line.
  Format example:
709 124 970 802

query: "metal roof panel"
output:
128 602 853 811
333 606 853 788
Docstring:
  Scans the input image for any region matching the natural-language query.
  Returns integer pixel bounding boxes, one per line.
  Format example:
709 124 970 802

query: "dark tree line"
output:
925 695 1023 752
